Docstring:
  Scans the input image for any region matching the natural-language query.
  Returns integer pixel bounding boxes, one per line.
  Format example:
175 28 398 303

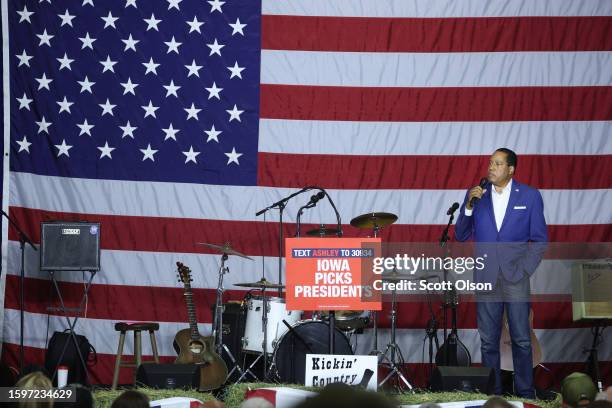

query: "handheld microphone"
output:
469 177 488 207
446 202 460 216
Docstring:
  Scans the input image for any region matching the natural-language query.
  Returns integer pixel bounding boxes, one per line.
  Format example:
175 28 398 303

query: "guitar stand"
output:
378 286 414 391
47 270 96 384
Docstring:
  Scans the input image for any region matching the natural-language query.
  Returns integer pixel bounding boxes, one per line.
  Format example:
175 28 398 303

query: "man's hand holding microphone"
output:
466 177 489 210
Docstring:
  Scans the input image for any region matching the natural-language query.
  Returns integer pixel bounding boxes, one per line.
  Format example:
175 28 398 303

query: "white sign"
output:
305 354 377 391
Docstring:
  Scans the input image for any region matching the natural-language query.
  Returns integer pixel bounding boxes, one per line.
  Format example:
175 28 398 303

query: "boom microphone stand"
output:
0 209 37 374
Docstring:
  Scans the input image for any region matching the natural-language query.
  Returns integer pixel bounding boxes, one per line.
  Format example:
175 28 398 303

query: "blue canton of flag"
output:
10 0 261 186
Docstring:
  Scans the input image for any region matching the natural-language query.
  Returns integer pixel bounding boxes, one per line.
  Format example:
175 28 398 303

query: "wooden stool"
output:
111 322 160 389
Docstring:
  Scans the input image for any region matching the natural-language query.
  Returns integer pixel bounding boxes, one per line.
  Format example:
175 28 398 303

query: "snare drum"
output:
242 296 302 353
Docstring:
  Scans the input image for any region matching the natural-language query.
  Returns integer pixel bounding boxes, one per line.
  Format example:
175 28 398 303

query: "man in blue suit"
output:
455 148 548 398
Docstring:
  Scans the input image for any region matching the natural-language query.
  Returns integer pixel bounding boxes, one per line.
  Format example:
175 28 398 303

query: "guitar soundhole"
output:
189 340 205 354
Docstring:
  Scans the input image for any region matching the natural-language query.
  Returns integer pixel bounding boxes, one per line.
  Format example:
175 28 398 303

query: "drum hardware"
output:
207 243 254 383
196 242 253 260
234 279 288 382
350 211 398 357
378 272 415 391
305 224 341 237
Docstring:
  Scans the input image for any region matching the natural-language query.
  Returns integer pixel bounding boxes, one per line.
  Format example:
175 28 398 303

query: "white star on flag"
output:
142 101 159 118
229 18 246 36
79 32 96 50
120 78 138 95
186 16 204 33
184 103 201 120
100 55 118 73
54 139 73 157
144 14 161 31
183 146 200 163
16 93 33 110
35 116 52 134
97 141 116 159
122 34 139 51
35 73 53 90
208 0 225 13
101 11 119 29
207 38 225 56
57 53 74 70
58 10 76 27
17 5 34 24
37 29 54 47
185 60 202 77
140 144 158 161
227 61 245 79
164 36 182 54
16 50 33 67
78 76 95 93
16 136 32 153
125 0 138 8
77 119 95 136
226 104 244 122
99 99 116 116
205 82 223 100
163 80 181 97
225 147 242 165
143 57 160 75
162 123 180 141
167 0 182 10
120 121 137 138
57 97 74 114
204 125 222 142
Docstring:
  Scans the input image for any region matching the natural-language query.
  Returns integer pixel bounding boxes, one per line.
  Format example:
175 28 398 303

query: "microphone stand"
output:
438 206 455 365
0 209 37 374
256 186 318 296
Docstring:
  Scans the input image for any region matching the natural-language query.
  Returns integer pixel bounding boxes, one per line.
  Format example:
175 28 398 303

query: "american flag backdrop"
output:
1 0 611 387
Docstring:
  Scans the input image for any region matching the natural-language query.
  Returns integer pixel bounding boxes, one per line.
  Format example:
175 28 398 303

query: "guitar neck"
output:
183 284 201 340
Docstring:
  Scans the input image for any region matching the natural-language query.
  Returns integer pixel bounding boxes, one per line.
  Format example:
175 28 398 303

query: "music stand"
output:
40 222 100 384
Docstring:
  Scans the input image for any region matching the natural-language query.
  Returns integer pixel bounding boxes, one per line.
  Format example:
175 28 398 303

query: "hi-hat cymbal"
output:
235 278 285 289
306 225 340 237
350 212 398 229
195 242 253 260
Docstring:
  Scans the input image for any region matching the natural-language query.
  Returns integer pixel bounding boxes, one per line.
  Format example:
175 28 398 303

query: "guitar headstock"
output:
176 261 193 285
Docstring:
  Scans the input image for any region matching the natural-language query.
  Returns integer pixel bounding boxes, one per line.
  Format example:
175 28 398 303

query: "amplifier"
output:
572 261 612 321
40 222 101 271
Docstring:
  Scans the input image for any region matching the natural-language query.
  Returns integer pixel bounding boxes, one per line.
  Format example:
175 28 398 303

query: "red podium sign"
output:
285 237 382 311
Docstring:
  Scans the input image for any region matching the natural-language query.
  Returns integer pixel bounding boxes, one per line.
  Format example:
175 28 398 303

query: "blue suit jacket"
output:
454 180 548 286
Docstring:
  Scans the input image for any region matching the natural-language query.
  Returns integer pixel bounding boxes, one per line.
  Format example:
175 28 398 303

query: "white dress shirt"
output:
464 179 513 232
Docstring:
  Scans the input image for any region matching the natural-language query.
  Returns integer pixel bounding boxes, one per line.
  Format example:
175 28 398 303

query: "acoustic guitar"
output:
500 308 542 371
173 262 228 391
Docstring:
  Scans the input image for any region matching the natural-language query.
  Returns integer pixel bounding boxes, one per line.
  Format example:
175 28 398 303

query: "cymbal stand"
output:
370 223 382 356
211 253 246 381
378 284 414 391
236 288 270 383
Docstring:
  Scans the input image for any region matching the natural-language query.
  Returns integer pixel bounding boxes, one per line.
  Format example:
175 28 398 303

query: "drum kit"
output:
201 212 414 389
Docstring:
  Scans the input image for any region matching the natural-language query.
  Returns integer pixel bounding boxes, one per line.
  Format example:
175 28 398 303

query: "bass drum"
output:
273 320 353 384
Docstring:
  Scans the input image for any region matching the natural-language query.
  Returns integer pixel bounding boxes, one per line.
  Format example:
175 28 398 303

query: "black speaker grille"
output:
40 222 101 271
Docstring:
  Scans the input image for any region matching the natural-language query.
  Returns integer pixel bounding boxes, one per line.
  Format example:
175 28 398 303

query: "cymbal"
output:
306 225 340 237
195 242 253 260
234 278 285 290
350 212 398 229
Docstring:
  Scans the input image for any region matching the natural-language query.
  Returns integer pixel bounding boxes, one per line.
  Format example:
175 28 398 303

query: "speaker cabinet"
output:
572 261 612 321
136 364 200 389
430 366 494 394
40 222 101 271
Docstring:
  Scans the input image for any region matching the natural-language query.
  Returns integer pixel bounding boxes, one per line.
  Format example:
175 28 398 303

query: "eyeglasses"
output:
489 161 507 167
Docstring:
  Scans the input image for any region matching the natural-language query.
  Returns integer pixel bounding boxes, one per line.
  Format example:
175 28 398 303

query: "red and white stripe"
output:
2 0 611 387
